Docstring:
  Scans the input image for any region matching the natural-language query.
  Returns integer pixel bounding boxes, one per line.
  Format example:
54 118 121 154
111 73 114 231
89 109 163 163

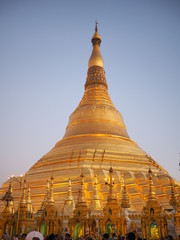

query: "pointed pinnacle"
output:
95 20 98 32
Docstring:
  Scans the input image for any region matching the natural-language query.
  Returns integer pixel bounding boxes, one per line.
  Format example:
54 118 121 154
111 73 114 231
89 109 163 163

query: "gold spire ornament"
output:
43 179 50 207
141 169 168 240
66 178 73 202
1 182 14 214
106 167 117 201
77 173 87 205
88 21 104 68
90 174 103 213
169 178 178 210
147 168 157 202
1 182 13 206
69 173 89 237
48 177 55 204
62 178 75 217
121 185 130 209
27 185 33 213
21 179 27 206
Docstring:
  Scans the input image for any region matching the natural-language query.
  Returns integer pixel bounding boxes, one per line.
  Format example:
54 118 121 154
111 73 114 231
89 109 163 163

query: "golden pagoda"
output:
1 182 14 236
0 23 180 239
36 177 61 236
69 173 89 238
88 174 103 237
141 169 168 240
99 167 126 237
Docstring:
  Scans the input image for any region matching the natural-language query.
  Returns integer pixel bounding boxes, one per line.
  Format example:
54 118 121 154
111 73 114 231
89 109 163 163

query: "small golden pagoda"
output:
169 178 180 237
99 167 126 237
1 182 14 236
69 173 89 239
36 177 61 236
1 180 35 236
15 180 34 235
88 174 103 237
141 169 168 240
0 23 180 238
41 180 50 211
121 184 131 210
61 178 75 236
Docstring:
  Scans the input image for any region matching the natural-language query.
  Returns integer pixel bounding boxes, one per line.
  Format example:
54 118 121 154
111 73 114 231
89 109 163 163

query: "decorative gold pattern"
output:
85 66 107 89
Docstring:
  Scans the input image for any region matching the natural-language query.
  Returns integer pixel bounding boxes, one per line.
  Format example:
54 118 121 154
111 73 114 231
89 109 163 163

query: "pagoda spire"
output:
27 185 33 213
85 22 108 90
119 173 124 203
103 167 121 224
88 21 103 68
9 181 13 194
106 167 117 201
62 178 75 217
65 178 73 201
169 178 178 211
95 19 98 32
48 177 55 204
44 180 50 202
64 23 129 140
77 173 87 205
147 168 156 201
21 179 27 206
40 179 50 211
1 182 14 214
9 182 14 213
120 174 131 232
90 174 103 213
2 182 13 205
121 184 130 209
72 173 88 221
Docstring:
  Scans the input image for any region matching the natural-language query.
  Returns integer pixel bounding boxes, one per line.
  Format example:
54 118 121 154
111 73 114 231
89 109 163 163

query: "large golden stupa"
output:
0 24 180 239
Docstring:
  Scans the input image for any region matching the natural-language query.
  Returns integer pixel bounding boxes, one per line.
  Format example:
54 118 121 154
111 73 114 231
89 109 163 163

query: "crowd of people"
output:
1 232 179 240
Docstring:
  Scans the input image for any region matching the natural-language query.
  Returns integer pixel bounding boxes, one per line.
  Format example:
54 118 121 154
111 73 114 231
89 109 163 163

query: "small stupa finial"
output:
48 176 55 204
169 177 178 210
87 20 104 70
27 185 33 213
121 185 130 209
148 168 156 201
106 167 116 201
95 19 98 32
90 175 103 213
77 172 86 204
21 179 27 205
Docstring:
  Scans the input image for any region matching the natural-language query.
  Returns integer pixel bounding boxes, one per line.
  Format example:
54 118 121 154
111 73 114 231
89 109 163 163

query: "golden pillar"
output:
10 225 13 238
47 223 49 235
50 221 53 233
82 224 84 236
72 225 74 238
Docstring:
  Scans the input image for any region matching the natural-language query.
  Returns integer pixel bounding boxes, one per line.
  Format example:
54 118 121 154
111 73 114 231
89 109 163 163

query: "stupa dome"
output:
1 25 179 219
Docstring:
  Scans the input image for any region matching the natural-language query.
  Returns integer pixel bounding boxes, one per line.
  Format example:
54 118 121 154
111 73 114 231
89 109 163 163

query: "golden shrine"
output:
1 24 180 239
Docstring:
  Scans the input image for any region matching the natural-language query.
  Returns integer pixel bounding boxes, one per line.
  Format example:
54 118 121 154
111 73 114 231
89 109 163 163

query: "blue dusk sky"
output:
0 1 180 186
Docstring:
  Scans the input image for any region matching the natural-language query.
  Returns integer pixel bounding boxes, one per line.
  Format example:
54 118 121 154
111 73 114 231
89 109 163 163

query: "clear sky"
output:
0 1 180 186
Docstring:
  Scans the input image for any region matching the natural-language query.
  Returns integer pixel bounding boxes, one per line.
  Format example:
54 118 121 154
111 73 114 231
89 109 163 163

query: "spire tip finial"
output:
95 20 98 32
